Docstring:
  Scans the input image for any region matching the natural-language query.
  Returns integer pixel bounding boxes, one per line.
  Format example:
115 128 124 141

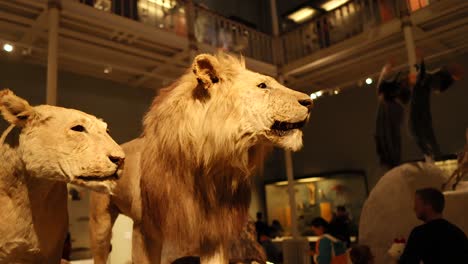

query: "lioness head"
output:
0 89 124 193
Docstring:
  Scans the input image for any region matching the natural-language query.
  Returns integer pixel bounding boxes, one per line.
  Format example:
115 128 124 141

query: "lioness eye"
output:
257 83 267 89
106 128 110 134
71 125 86 132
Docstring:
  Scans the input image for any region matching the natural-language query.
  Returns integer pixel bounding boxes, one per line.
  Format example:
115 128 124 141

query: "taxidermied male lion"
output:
0 89 124 263
90 53 312 264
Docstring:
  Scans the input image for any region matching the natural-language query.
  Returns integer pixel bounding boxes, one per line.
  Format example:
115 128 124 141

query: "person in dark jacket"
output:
399 188 468 264
330 206 352 247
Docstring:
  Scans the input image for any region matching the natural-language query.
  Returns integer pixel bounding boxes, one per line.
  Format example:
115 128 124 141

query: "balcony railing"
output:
75 0 438 65
280 0 437 64
74 0 274 63
193 4 274 63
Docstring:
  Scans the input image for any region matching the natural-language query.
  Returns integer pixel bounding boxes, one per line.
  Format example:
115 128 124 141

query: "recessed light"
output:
3 43 14 52
315 91 323 97
321 0 350 11
104 66 112 74
287 7 316 23
365 78 373 85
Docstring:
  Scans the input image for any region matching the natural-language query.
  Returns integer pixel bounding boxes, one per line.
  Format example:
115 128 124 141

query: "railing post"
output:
184 0 197 61
284 149 300 239
270 0 283 65
401 2 417 77
47 0 61 106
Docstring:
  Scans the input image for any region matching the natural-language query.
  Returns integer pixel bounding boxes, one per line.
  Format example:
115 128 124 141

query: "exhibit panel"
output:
265 171 367 236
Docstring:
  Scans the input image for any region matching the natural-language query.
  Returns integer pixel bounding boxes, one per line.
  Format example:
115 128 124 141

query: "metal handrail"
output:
73 0 438 65
280 0 437 64
193 4 274 63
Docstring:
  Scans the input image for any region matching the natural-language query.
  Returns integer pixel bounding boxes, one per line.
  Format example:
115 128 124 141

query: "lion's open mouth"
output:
76 172 119 182
270 120 306 135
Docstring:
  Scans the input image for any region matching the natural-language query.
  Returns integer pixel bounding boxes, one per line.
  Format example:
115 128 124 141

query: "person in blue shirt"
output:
310 217 348 264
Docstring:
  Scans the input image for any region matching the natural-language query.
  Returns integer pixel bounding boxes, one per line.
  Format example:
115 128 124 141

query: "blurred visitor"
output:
330 206 352 247
309 217 348 264
399 188 468 264
79 0 95 6
113 0 139 20
349 245 374 264
61 232 71 261
259 227 283 263
271 219 284 238
316 17 331 49
255 212 268 242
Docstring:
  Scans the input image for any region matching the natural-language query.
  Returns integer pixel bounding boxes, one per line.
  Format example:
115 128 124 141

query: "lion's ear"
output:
0 89 35 127
192 54 220 89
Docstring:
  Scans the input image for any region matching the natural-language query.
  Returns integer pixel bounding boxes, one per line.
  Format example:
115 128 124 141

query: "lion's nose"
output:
298 98 313 110
109 155 124 166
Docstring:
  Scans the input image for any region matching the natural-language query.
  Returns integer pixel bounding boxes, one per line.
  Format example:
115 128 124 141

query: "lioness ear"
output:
192 54 220 89
0 89 34 127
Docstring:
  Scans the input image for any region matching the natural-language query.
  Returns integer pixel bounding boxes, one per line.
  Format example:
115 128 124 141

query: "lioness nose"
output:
109 155 124 166
299 99 313 109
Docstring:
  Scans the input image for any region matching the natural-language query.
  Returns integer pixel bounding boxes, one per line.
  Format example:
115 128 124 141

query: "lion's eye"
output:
106 128 110 134
71 125 86 132
257 83 267 89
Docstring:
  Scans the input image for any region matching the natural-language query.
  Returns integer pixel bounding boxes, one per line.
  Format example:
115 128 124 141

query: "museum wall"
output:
0 58 154 144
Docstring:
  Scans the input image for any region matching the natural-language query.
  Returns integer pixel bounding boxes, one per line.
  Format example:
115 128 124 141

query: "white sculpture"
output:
360 154 468 264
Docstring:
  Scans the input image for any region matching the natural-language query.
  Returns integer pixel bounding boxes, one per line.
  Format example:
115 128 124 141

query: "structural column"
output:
185 0 198 62
401 10 417 76
46 0 61 106
284 149 300 238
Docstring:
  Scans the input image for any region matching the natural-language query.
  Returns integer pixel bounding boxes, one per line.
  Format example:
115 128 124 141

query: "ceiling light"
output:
148 0 175 9
321 0 350 11
3 43 14 52
334 89 340 95
104 66 112 74
274 177 324 186
297 177 325 183
365 77 373 85
22 47 32 56
287 7 316 23
310 93 317 100
315 90 323 97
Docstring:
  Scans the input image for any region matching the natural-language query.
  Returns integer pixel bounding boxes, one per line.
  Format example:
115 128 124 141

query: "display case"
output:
265 170 368 236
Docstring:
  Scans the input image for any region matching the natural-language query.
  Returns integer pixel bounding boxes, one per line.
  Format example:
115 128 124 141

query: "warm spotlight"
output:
3 43 14 52
104 66 112 74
